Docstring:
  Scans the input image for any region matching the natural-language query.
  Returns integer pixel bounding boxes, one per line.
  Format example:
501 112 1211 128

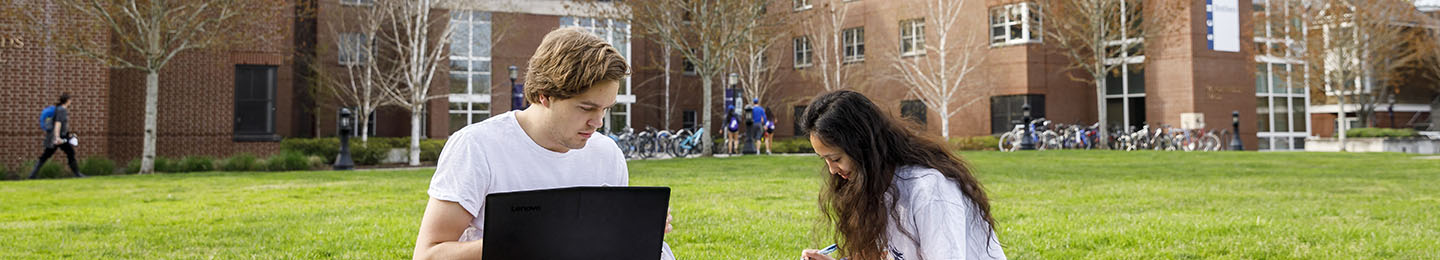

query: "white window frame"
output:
794 0 813 11
794 36 813 68
1252 0 1311 150
842 27 864 63
449 11 493 133
337 33 368 66
562 16 634 133
989 2 1041 47
900 18 925 57
1102 0 1144 128
340 0 373 6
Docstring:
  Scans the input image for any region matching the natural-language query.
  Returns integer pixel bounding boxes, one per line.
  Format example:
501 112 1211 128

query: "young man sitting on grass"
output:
412 27 673 260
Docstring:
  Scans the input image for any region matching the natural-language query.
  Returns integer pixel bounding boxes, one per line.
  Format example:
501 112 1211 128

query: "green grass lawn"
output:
2 151 1438 259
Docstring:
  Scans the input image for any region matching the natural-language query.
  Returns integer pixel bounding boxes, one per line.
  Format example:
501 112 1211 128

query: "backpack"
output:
39 105 56 132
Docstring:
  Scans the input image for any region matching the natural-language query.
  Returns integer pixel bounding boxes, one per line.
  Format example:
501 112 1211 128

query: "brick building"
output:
1 1 299 171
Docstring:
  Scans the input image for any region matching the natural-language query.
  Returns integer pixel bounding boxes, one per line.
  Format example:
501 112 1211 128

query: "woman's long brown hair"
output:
800 90 996 260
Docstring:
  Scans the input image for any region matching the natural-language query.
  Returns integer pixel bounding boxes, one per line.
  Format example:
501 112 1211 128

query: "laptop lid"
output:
481 186 670 260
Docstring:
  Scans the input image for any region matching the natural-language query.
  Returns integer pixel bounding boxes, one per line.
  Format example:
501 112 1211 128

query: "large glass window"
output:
337 33 369 66
900 18 925 56
989 2 1041 46
1102 1 1144 130
990 95 1045 134
449 11 493 133
1253 0 1309 151
562 16 633 133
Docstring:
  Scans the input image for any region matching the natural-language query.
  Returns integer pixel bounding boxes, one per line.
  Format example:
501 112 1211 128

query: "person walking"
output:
29 92 86 179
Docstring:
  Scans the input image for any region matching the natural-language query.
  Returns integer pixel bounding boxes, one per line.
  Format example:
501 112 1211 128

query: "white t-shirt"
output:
883 165 1007 260
427 111 629 241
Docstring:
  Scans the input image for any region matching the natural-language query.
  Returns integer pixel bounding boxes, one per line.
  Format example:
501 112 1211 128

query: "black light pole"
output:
510 65 526 111
1230 110 1244 151
1020 104 1035 150
334 108 355 170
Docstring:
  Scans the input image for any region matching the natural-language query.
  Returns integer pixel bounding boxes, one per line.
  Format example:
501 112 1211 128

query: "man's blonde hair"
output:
523 27 630 104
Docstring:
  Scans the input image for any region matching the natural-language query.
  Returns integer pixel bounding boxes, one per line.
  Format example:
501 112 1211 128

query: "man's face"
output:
541 80 619 151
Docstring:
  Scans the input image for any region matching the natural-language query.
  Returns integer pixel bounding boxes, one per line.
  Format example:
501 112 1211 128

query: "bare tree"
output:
887 0 990 139
800 0 863 92
7 0 286 174
379 0 453 166
596 0 768 156
731 3 790 108
1419 8 1440 131
320 0 397 143
1290 0 1426 149
1040 0 1168 149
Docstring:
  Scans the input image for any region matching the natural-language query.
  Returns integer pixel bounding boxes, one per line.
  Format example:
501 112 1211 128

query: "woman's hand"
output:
799 249 836 260
664 208 673 234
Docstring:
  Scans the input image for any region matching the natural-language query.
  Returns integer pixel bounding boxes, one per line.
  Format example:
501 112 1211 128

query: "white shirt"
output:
883 165 1007 260
427 111 629 241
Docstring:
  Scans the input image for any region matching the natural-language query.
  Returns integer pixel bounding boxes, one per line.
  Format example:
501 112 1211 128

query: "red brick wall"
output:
0 2 111 171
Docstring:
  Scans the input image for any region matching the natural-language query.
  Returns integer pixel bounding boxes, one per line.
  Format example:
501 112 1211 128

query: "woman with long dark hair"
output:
798 91 1004 260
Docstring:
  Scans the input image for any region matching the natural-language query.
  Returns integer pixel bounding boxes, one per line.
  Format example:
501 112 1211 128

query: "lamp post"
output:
334 108 355 170
509 65 525 111
1230 110 1244 151
1020 104 1035 150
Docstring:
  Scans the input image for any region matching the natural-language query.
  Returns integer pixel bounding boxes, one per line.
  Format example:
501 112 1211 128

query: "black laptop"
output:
481 186 671 260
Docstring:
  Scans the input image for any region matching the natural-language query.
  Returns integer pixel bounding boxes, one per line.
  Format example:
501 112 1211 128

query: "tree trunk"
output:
409 109 422 166
1430 96 1439 131
140 70 160 174
1095 74 1109 149
700 75 714 157
940 100 950 139
1337 93 1348 152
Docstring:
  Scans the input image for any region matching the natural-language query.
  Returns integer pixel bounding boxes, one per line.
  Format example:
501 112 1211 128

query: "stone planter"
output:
1305 137 1440 154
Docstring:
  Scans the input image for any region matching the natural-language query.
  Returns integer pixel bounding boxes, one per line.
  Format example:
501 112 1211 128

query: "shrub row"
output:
1345 128 1420 138
280 137 445 165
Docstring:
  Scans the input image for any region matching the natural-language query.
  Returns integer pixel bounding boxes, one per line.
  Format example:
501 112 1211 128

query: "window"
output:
793 105 808 136
683 56 697 75
562 16 633 132
449 11 493 133
990 95 1044 134
234 65 277 141
337 33 368 65
900 18 925 56
682 110 697 129
1256 62 1308 150
793 37 813 68
989 3 1041 46
1102 0 1144 129
794 0 812 10
340 0 373 6
842 27 865 63
901 100 926 125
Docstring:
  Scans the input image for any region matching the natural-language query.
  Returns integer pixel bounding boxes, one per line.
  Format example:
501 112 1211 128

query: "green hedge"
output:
177 156 216 173
770 137 814 154
950 136 1001 151
1345 128 1420 138
2 164 16 180
79 157 117 176
281 137 445 165
220 154 264 172
25 160 66 179
264 152 311 172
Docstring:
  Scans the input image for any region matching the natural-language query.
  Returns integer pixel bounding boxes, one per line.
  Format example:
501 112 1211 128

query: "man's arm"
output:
52 121 62 144
413 198 485 260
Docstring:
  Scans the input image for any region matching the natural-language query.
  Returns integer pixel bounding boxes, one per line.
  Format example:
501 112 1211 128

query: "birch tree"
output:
8 0 286 174
380 0 452 166
888 0 990 139
1040 0 1151 149
600 0 768 156
731 8 789 108
1290 0 1425 149
800 0 862 91
320 0 397 143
